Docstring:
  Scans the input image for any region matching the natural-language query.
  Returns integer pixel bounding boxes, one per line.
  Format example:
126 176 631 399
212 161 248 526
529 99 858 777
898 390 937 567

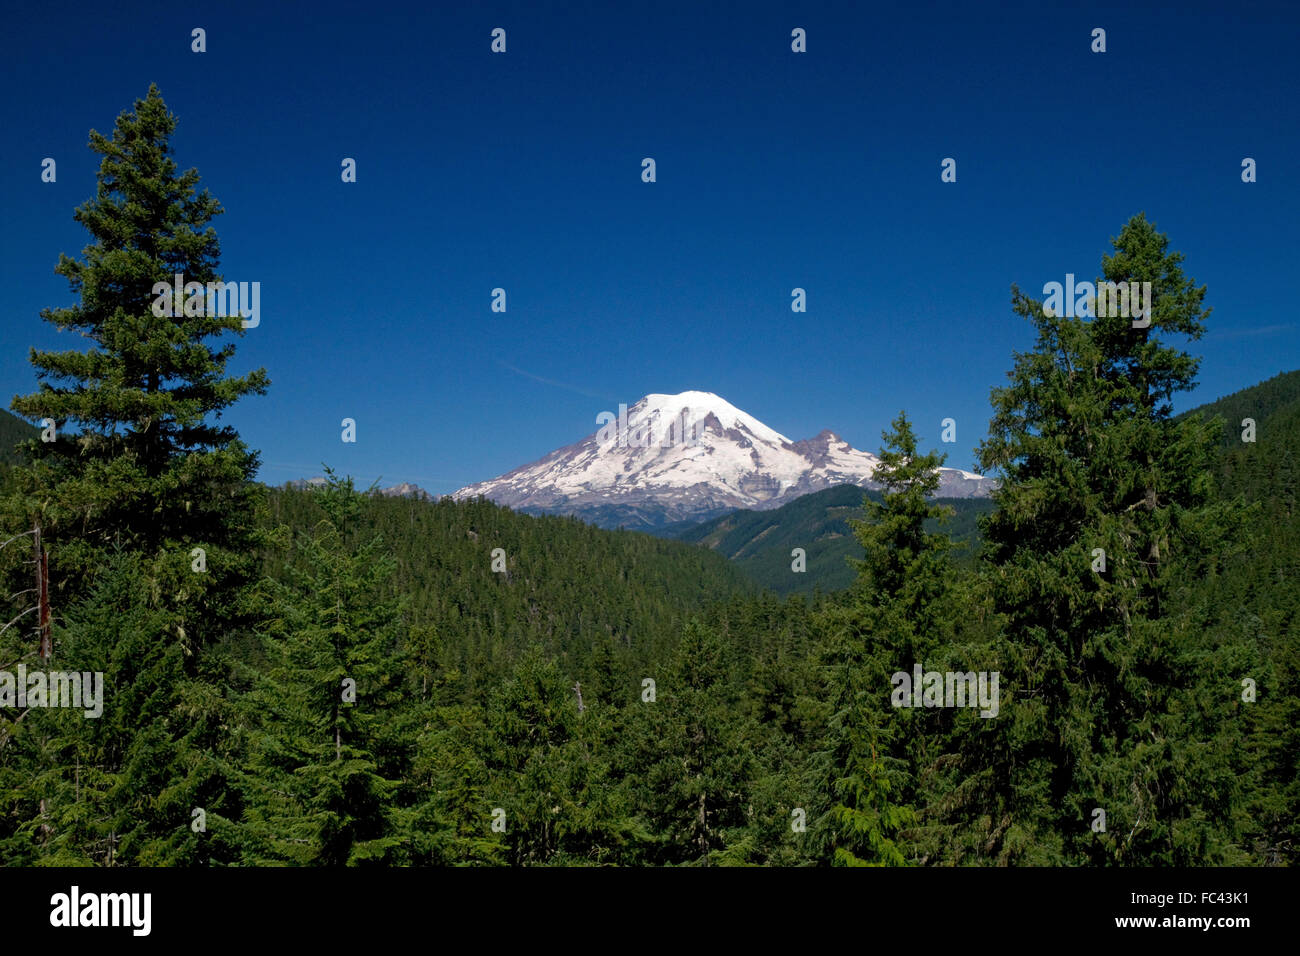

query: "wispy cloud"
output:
496 360 616 401
1205 323 1293 340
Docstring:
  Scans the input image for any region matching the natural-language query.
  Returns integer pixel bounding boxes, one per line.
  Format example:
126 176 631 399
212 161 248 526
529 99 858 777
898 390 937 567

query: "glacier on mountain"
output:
450 391 996 530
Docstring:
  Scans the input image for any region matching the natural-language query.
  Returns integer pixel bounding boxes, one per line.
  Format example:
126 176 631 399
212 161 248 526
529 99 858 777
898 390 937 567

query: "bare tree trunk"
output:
698 792 708 865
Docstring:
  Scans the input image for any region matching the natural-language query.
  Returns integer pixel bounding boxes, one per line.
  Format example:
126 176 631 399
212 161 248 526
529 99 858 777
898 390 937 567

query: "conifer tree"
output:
238 473 405 865
814 412 950 864
974 213 1253 863
627 620 753 865
481 647 639 865
848 411 954 660
402 703 505 865
7 84 269 633
1 86 267 866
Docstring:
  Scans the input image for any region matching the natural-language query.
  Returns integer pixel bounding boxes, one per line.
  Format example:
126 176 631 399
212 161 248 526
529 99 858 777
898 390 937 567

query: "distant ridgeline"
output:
666 484 992 595
1176 368 1300 453
1177 368 1300 647
0 409 36 469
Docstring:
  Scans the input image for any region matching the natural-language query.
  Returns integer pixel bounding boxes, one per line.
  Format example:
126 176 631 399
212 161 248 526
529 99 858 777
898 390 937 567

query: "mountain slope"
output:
1176 368 1300 448
1182 369 1300 613
0 409 36 467
260 484 754 690
453 391 995 531
671 483 994 595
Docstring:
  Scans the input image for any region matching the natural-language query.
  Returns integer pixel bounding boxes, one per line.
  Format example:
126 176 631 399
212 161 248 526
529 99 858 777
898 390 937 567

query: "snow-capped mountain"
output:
380 482 432 500
452 391 995 530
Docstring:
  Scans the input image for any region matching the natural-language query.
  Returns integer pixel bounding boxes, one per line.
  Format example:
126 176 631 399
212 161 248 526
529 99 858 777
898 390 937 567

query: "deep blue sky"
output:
3 0 1298 494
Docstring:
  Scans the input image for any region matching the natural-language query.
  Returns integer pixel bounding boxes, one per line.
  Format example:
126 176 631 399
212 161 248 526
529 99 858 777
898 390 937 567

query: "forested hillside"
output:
0 410 34 469
672 484 993 594
1188 368 1300 632
1174 370 1300 861
263 482 754 699
1181 368 1300 444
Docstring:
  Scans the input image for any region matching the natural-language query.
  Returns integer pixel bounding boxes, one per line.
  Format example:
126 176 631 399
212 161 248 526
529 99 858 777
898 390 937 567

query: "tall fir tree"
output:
237 473 406 865
7 84 269 638
1 86 267 865
626 620 754 865
814 412 951 865
847 411 954 653
972 213 1256 863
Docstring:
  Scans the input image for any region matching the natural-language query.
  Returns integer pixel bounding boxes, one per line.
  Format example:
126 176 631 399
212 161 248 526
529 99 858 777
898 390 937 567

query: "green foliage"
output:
972 212 1260 864
1 86 265 867
5 84 268 619
625 621 757 865
236 473 405 865
672 483 992 594
809 413 956 865
262 484 753 703
0 410 35 469
0 551 242 865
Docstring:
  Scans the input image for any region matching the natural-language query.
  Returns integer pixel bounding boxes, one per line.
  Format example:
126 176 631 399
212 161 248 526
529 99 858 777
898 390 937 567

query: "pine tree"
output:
237 472 405 865
848 411 954 658
479 644 645 865
814 412 950 865
7 84 269 634
625 620 754 865
1 86 267 866
973 213 1255 863
402 703 505 866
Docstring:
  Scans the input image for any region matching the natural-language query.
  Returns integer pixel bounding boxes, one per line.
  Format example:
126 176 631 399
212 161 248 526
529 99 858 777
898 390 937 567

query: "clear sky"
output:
3 0 1297 494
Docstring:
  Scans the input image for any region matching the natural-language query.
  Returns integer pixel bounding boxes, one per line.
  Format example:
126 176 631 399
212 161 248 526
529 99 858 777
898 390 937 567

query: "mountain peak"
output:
452 391 997 530
628 391 792 446
381 482 432 500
